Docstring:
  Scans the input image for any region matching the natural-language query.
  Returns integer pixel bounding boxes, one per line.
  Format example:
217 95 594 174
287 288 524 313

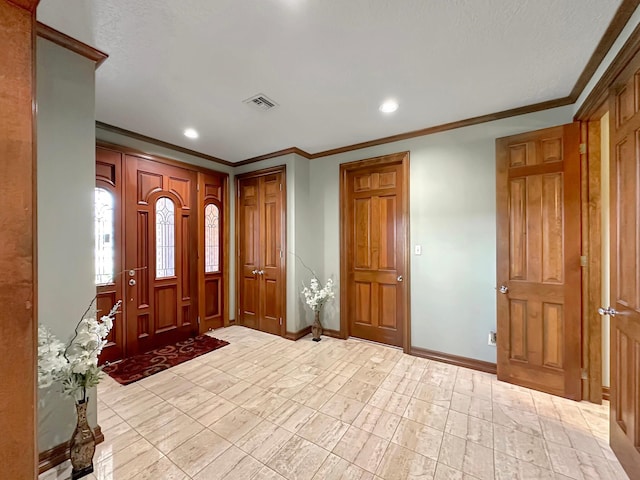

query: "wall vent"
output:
243 93 278 111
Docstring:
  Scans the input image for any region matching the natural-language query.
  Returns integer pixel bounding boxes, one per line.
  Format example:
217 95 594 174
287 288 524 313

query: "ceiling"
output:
38 0 622 162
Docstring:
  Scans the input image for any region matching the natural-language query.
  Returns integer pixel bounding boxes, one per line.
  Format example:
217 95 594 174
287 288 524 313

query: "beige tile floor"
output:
41 326 629 480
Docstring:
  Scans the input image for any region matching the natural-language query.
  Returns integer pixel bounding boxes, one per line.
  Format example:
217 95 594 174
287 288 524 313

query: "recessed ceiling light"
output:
379 100 399 113
184 128 199 139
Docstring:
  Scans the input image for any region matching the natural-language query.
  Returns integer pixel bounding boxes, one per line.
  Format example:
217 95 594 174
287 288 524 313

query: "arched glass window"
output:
95 188 115 285
155 197 175 278
204 203 220 273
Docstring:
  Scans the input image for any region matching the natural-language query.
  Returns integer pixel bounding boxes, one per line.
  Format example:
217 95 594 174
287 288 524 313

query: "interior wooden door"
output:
496 124 582 399
198 172 225 332
341 153 409 348
608 55 640 477
124 155 198 355
237 167 286 336
95 146 125 363
259 172 284 335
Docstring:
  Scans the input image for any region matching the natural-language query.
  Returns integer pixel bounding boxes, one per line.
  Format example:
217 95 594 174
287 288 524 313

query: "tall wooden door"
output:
607 55 640 477
237 167 286 336
95 146 125 363
124 155 199 355
198 172 226 333
341 152 409 349
496 124 582 400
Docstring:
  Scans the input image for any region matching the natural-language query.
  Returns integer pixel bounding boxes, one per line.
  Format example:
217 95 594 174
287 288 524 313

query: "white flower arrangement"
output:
38 300 122 402
301 277 335 312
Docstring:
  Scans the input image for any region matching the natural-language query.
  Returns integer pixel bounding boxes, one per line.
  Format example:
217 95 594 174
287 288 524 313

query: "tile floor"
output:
41 326 629 480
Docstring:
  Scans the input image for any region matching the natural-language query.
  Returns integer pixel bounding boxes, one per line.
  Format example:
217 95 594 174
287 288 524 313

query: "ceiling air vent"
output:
243 93 278 111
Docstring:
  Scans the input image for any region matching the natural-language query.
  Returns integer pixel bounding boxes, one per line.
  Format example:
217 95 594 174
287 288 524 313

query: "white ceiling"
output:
38 0 621 162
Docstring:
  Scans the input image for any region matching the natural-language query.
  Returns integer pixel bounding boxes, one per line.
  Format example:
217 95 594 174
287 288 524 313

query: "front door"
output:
124 155 198 355
608 55 640 476
495 124 582 399
341 152 409 348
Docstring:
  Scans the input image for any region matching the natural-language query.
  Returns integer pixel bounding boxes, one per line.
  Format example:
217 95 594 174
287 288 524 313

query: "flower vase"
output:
312 310 323 342
69 399 95 480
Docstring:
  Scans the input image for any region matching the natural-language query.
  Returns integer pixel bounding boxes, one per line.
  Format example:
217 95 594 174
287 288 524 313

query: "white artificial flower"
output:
301 276 335 312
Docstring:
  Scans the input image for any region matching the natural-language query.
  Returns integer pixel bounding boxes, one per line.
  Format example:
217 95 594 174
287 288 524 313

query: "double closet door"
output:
96 145 227 361
237 167 286 336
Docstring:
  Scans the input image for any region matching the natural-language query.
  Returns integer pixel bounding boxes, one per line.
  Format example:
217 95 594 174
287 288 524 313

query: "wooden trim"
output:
7 0 39 12
223 174 230 327
322 328 344 339
603 386 611 401
36 22 108 67
410 347 498 375
583 117 605 404
234 165 288 180
96 122 234 167
285 325 312 341
234 147 312 166
570 0 640 101
96 141 230 176
576 22 640 120
339 152 411 352
38 425 104 474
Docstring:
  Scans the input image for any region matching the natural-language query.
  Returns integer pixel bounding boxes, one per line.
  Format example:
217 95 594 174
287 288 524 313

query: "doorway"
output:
95 144 228 360
339 152 411 351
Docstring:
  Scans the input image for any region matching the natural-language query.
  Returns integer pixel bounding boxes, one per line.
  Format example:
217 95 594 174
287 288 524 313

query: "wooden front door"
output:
608 55 640 476
341 152 409 348
124 155 199 355
496 124 582 399
237 167 286 336
96 146 125 363
198 172 226 333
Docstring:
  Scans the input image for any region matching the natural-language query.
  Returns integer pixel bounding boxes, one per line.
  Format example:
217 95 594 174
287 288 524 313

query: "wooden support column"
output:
0 0 39 477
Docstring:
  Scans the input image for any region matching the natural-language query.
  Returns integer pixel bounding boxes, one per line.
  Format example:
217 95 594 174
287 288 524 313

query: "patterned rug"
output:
103 335 229 385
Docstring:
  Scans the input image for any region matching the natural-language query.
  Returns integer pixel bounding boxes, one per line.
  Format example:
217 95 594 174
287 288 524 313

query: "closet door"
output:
237 167 286 336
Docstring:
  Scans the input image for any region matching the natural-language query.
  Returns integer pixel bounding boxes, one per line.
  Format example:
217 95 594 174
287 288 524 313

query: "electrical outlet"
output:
488 331 497 346
414 245 422 255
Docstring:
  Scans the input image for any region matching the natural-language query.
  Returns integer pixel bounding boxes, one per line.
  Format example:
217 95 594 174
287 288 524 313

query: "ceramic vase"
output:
69 399 95 480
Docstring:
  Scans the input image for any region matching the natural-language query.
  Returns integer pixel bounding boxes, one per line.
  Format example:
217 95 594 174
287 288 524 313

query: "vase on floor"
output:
69 399 96 480
312 310 323 341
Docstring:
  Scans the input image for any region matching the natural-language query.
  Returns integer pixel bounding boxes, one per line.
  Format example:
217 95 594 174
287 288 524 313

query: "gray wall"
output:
37 38 97 452
309 106 574 363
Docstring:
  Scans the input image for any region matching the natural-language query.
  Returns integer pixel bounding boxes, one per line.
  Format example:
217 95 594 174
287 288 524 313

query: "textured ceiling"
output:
38 0 621 162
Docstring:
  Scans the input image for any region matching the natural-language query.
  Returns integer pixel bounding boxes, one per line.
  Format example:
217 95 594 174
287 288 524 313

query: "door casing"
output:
339 152 411 353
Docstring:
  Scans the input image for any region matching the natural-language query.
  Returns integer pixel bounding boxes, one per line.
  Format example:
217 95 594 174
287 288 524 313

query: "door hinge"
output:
580 255 587 267
279 183 282 191
280 250 283 259
579 143 587 155
279 317 283 326
197 316 201 325
197 183 200 191
581 369 588 380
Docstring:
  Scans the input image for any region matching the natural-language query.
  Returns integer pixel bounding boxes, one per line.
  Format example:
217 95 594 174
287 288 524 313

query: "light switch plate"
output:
414 245 422 255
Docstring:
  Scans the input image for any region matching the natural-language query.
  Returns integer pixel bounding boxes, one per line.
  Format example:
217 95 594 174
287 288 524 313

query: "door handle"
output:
258 270 265 276
251 269 258 275
397 275 403 282
498 285 508 294
598 306 619 317
129 279 136 286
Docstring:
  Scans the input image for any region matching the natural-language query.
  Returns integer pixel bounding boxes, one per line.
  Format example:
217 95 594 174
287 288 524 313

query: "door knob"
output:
129 279 136 286
499 285 508 294
251 269 258 275
258 270 265 275
598 306 619 317
397 275 403 282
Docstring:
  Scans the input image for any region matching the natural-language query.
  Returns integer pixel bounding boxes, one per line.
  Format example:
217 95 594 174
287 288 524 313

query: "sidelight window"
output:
155 197 175 278
95 188 115 285
204 203 220 273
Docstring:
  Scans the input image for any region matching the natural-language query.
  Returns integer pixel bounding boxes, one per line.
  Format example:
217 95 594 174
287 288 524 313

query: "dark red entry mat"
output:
103 335 229 385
